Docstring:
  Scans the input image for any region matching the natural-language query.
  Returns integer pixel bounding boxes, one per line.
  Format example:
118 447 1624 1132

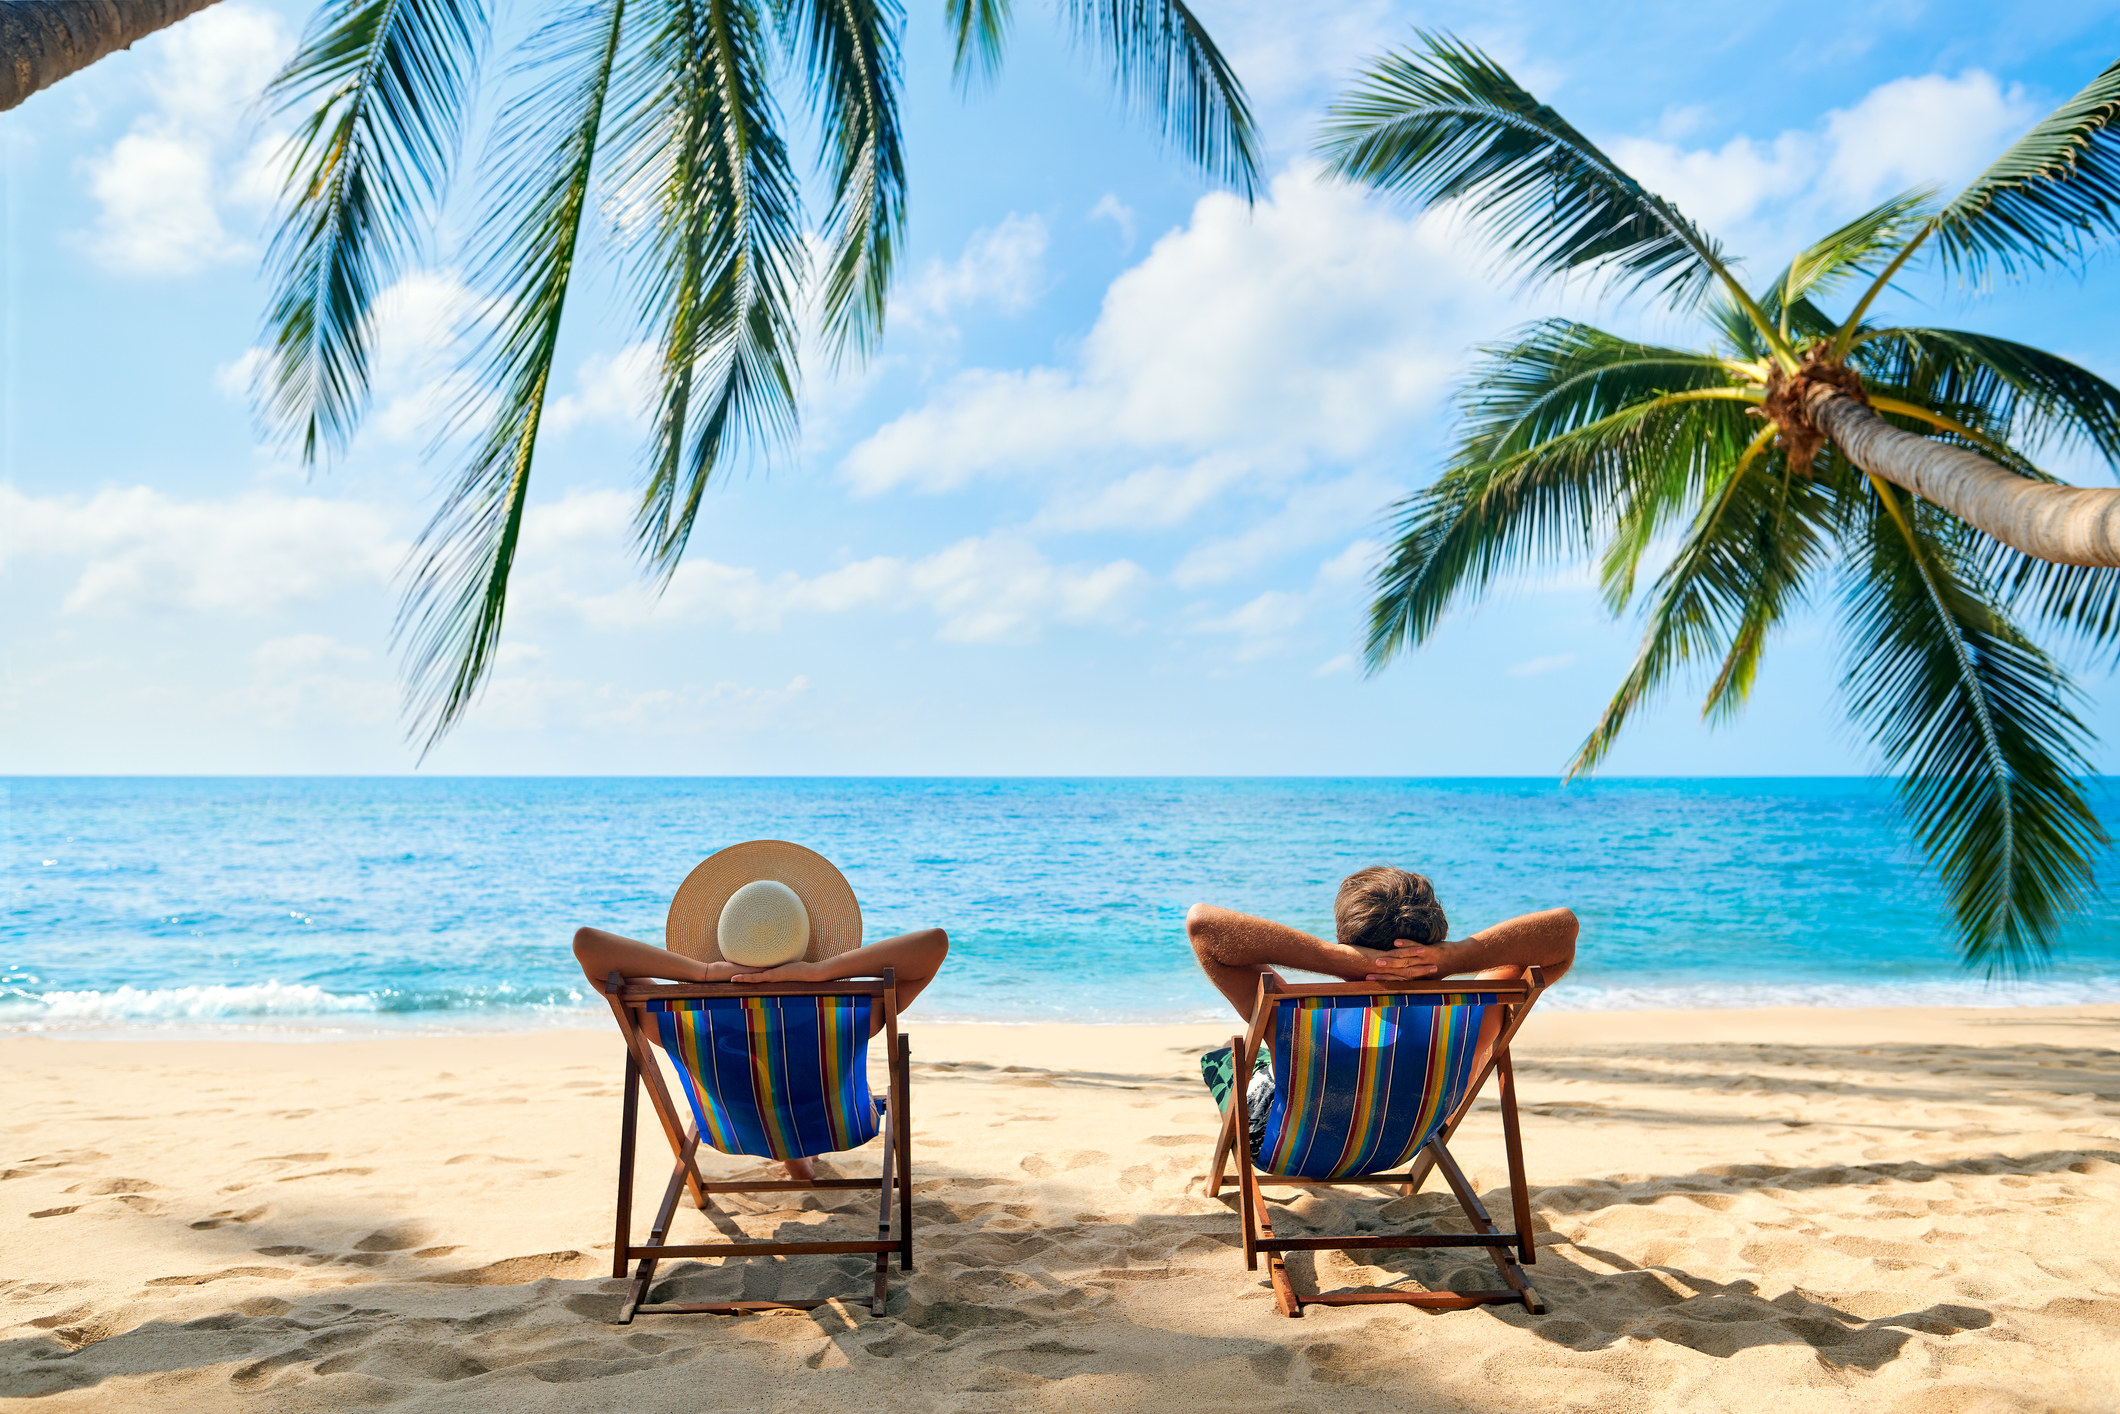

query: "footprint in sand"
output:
352 1226 432 1253
190 1206 267 1230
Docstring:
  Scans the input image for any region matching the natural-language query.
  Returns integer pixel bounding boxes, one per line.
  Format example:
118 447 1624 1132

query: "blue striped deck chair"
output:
1203 969 1550 1316
598 969 912 1321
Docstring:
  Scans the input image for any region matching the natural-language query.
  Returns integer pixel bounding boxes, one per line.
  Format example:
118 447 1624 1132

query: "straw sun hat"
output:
665 840 863 969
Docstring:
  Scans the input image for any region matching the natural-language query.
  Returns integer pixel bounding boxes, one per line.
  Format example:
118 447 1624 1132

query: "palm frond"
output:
944 0 1009 86
1317 32 1749 319
1570 427 1839 772
1776 188 1934 310
786 0 907 359
1987 549 2120 667
1061 0 1258 194
394 0 628 752
1841 480 2107 972
1934 57 2120 281
614 0 805 578
1368 380 1759 666
1459 320 1740 463
261 0 487 462
1852 327 2120 472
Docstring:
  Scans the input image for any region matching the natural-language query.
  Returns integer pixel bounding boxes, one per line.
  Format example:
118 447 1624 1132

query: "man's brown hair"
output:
1334 866 1448 950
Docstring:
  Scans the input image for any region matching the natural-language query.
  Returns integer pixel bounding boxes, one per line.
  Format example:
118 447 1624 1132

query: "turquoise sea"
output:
5 777 2119 1033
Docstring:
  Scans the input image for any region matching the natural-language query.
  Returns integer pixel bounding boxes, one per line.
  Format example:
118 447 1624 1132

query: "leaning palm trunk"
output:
0 0 223 110
1809 388 2120 566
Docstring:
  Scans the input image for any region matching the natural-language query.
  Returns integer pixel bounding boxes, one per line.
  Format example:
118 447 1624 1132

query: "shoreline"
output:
5 998 2120 1046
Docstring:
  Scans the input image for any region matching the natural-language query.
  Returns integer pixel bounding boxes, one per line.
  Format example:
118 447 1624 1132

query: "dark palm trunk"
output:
1 0 224 111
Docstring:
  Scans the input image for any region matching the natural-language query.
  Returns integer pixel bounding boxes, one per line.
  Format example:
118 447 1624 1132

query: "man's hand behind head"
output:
1362 939 1449 982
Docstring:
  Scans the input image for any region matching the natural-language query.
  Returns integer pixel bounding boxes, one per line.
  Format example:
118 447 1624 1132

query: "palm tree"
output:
0 0 225 110
257 0 1258 747
1319 35 2120 973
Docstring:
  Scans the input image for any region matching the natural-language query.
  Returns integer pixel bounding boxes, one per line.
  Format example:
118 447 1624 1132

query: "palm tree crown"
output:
260 0 1259 747
1319 35 2120 972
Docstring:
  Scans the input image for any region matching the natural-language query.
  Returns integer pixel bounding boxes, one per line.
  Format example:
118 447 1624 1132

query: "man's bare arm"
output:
1186 903 1390 1022
1360 907 1578 986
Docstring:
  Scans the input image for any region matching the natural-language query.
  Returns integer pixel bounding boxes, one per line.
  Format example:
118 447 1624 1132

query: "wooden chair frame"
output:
598 968 914 1321
1204 968 1549 1317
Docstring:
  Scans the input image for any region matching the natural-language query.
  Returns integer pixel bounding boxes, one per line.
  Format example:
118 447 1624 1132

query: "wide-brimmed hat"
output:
665 840 863 965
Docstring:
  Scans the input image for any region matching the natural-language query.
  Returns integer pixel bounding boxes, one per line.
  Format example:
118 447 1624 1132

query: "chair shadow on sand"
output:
1217 1167 2007 1371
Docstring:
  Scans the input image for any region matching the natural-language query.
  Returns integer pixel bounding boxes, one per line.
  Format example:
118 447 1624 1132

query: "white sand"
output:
3 1006 2117 1411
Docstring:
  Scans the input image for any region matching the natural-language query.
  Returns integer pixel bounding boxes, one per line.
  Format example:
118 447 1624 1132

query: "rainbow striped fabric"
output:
644 995 881 1160
1253 993 1496 1179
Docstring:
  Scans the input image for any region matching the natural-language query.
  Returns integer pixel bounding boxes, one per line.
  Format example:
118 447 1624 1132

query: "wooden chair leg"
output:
618 1152 695 1323
1212 1034 1238 1204
871 1100 896 1317
896 1034 914 1272
1249 1180 1301 1317
1497 1050 1535 1266
613 1050 639 1280
1238 1153 1261 1271
1429 1140 1544 1315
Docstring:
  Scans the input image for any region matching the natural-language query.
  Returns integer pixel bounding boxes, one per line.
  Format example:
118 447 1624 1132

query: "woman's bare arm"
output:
715 928 951 1012
572 927 711 986
572 925 951 1015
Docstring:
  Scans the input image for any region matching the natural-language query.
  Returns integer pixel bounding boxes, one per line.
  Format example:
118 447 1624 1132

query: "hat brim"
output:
666 840 863 966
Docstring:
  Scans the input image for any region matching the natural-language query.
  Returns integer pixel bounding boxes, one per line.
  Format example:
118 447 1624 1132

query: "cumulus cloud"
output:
214 269 497 444
1608 70 2039 265
1088 193 1136 251
845 167 1507 502
234 635 394 729
1187 537 1384 663
898 214 1050 326
79 3 292 274
548 342 659 433
0 486 399 614
512 490 1146 645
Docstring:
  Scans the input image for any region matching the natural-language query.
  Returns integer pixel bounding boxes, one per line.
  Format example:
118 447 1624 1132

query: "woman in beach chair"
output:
1187 868 1575 1315
574 840 948 1318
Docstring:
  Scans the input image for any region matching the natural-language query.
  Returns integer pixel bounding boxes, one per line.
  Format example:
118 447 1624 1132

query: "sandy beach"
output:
3 1005 2117 1412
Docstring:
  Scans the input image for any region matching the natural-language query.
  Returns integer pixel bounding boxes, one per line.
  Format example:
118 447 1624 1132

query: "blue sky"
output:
4 0 2120 774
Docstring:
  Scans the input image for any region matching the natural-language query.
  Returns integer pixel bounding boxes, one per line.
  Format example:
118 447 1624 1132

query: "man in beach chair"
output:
1187 869 1575 1315
573 840 949 1318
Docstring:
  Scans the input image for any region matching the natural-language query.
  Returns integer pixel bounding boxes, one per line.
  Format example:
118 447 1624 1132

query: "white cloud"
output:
367 270 496 441
465 672 812 736
1607 70 2038 265
79 3 292 274
1507 653 1579 679
1315 539 1379 587
549 342 659 433
1312 652 1357 678
899 214 1050 325
1088 193 1136 251
233 635 393 729
1 486 399 615
253 633 370 671
844 168 1505 501
1171 474 1392 588
85 131 236 272
1819 72 2037 208
1031 454 1252 533
213 345 267 400
514 491 1146 645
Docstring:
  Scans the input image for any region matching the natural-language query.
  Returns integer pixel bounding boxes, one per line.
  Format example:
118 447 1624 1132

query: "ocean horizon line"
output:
17 772 2115 783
